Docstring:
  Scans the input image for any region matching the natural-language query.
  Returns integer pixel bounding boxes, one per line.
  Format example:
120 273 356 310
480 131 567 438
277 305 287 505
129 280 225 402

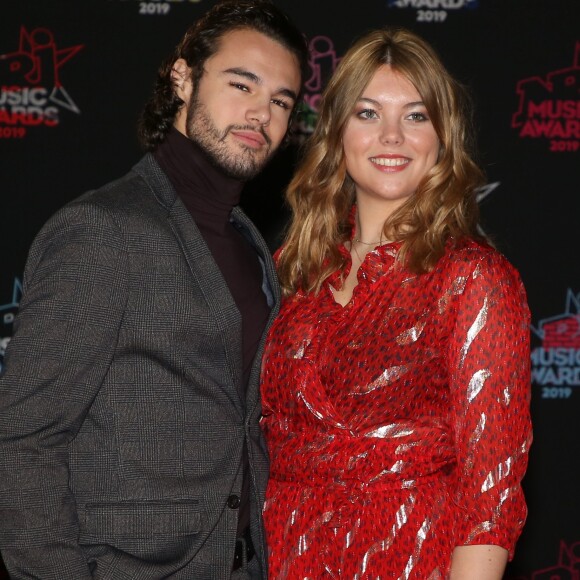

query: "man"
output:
0 1 308 577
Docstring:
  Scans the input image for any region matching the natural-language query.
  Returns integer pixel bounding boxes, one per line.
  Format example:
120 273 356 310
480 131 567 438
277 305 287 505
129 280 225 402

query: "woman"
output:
260 27 532 579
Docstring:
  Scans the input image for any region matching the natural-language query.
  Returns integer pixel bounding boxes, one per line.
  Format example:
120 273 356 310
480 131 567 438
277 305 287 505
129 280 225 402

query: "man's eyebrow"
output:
223 67 298 102
277 87 298 102
224 67 261 84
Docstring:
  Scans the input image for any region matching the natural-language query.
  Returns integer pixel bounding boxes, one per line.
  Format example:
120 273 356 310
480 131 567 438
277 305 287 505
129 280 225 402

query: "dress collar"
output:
335 204 402 286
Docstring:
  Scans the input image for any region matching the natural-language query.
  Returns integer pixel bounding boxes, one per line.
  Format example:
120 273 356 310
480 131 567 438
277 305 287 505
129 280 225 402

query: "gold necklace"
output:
351 235 387 264
353 237 383 245
351 241 363 264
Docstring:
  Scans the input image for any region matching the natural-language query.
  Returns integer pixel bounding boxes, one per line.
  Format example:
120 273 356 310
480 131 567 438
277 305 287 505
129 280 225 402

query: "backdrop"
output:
1 1 579 577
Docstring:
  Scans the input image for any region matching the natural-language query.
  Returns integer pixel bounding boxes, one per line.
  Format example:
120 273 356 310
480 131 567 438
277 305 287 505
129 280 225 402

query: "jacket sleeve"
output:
447 251 532 559
0 200 128 579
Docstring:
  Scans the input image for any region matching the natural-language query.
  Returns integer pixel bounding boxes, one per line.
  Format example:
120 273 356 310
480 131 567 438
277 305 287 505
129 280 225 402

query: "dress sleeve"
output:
0 200 128 578
447 251 532 559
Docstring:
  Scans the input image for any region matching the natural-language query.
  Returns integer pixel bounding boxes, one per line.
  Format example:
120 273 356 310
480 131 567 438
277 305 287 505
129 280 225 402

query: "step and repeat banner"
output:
1 0 578 577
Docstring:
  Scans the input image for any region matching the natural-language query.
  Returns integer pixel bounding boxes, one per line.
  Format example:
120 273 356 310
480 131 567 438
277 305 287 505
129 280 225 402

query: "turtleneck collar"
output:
153 127 244 233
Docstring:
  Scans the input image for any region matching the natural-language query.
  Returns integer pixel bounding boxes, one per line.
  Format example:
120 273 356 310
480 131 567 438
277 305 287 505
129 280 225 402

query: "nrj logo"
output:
0 27 83 139
114 0 203 16
511 42 580 153
386 0 478 23
294 35 342 142
0 278 21 374
509 539 580 580
531 289 580 399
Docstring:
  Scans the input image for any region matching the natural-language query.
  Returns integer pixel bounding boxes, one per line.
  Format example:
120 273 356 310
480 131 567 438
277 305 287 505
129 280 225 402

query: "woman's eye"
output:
408 111 428 122
357 109 378 120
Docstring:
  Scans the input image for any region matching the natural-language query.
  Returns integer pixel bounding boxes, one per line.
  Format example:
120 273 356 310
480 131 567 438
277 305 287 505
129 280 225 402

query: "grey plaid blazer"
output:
0 154 279 579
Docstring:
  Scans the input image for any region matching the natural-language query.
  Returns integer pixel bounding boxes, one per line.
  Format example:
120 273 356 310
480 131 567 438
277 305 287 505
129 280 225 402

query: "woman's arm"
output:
447 249 532 561
450 544 509 580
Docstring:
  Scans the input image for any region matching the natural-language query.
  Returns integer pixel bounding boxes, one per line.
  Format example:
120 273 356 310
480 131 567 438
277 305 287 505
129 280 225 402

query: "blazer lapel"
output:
134 155 244 414
231 207 281 418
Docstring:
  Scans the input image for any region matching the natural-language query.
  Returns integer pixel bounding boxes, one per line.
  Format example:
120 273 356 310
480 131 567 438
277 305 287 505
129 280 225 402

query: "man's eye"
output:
230 82 250 92
272 99 290 110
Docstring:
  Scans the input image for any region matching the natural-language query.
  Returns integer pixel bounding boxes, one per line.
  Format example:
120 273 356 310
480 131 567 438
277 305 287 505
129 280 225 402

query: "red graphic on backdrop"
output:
543 316 580 349
294 35 341 142
531 289 580 397
511 42 580 152
303 36 341 109
507 539 580 579
0 27 84 138
532 290 580 348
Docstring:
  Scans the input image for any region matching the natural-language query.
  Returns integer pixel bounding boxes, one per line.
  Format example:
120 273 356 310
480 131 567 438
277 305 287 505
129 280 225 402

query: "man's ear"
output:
171 59 194 135
171 58 193 103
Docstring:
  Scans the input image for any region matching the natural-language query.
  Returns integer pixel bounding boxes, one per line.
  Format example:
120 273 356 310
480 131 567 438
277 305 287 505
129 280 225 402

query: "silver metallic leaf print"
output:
350 365 409 395
437 275 467 315
396 316 428 345
459 297 488 367
467 369 491 403
481 457 513 493
400 517 431 580
356 494 417 577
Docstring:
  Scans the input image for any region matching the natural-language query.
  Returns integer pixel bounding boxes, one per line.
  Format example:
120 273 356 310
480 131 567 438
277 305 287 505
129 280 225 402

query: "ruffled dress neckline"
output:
325 205 403 307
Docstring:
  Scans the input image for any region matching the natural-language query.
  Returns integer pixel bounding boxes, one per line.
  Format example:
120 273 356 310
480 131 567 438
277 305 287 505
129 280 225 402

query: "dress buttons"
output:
227 494 241 509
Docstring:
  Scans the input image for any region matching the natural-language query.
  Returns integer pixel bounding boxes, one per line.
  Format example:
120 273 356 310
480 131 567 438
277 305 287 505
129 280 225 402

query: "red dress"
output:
261 237 532 579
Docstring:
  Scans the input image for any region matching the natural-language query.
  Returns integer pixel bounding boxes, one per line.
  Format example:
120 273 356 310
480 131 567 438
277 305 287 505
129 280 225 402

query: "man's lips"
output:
230 130 267 149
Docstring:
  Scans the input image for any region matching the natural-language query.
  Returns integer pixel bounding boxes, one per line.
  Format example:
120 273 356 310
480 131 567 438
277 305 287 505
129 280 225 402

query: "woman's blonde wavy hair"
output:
277 27 486 296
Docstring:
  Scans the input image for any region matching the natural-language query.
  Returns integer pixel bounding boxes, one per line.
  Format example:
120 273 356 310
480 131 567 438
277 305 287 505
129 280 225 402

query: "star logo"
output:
0 26 84 113
532 289 580 348
474 181 500 238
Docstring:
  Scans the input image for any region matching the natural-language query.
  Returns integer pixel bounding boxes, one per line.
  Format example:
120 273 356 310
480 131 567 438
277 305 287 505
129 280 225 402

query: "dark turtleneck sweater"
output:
154 127 271 535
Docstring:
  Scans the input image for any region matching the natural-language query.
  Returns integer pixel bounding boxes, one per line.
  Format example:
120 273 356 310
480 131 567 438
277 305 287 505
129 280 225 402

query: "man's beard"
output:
185 97 275 181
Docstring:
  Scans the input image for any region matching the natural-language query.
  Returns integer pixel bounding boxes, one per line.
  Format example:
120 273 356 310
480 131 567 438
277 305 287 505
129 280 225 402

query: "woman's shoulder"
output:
438 238 530 322
440 237 522 283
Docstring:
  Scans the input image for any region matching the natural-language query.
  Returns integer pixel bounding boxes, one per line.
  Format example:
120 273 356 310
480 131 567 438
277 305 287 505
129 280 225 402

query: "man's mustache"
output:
223 124 272 147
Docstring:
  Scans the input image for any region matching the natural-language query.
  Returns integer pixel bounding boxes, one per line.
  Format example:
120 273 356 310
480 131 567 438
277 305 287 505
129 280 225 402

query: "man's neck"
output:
153 127 244 233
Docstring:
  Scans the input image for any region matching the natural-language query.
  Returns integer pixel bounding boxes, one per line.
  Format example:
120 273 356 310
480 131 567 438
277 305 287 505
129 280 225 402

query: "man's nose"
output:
246 97 271 127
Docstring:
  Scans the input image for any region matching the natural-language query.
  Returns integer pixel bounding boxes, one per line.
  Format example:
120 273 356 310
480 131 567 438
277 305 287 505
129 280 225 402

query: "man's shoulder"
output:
72 154 163 211
31 155 172 247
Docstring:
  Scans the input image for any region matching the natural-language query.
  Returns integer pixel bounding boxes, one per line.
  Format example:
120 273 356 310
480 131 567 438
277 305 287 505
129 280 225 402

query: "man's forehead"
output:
208 28 300 84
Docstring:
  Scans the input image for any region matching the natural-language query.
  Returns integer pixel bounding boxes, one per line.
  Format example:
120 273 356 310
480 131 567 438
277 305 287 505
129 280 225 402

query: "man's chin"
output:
214 164 255 181
219 154 271 181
